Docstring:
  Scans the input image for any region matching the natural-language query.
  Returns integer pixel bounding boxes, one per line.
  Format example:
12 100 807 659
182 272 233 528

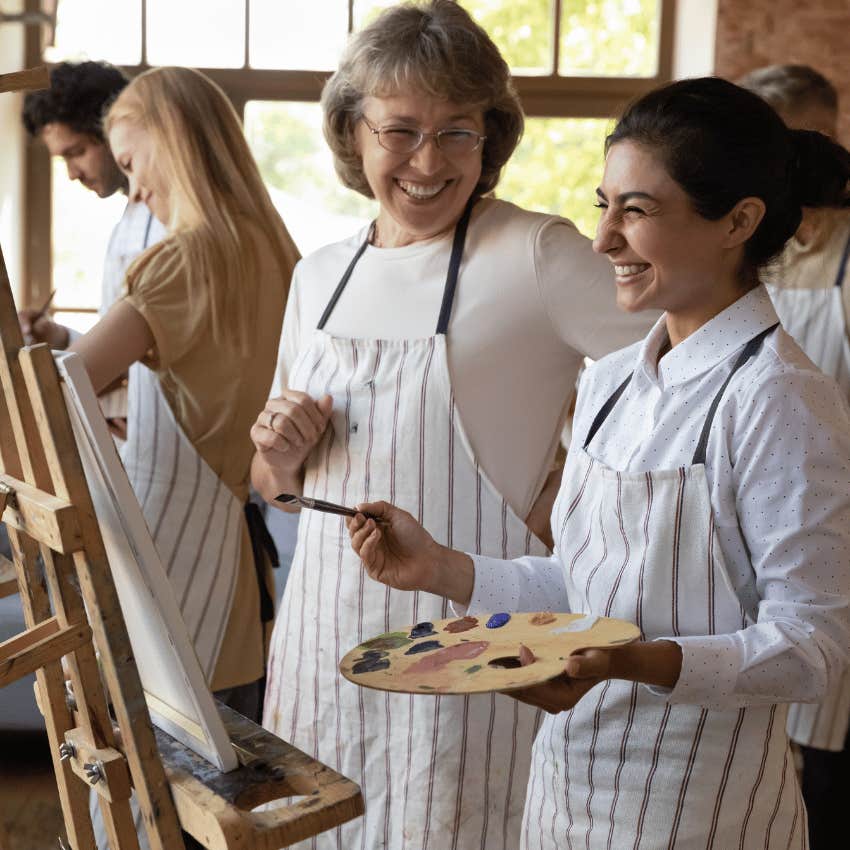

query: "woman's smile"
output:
395 178 452 200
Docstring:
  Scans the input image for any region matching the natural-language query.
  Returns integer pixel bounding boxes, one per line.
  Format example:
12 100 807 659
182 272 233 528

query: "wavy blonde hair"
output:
106 67 300 355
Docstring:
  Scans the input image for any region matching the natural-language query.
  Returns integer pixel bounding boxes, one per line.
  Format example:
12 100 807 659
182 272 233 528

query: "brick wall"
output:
714 0 850 146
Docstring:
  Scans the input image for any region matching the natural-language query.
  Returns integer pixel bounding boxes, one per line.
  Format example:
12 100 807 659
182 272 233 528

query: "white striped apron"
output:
120 360 243 680
523 326 808 850
263 201 549 850
769 233 850 752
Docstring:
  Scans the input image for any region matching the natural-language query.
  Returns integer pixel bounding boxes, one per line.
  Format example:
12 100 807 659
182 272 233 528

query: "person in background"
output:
72 66 299 725
738 62 850 850
348 76 850 849
251 3 654 848
20 61 165 349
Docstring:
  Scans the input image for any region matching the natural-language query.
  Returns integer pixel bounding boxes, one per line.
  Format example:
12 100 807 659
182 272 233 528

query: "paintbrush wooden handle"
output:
275 493 385 522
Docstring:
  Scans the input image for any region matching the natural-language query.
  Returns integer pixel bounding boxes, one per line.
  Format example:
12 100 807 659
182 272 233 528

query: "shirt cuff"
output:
653 634 742 707
449 553 523 618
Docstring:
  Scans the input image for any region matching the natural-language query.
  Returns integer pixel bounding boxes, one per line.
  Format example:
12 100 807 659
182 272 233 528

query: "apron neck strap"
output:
435 197 476 335
833 230 850 289
316 222 375 331
582 372 633 450
316 198 478 335
583 323 780 461
143 210 154 249
690 322 779 465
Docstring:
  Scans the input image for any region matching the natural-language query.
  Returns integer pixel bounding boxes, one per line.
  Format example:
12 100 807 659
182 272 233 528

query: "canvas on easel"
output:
55 350 238 772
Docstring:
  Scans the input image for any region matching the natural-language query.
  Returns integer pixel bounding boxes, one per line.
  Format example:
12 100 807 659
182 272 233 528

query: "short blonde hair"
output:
322 0 523 198
106 67 299 355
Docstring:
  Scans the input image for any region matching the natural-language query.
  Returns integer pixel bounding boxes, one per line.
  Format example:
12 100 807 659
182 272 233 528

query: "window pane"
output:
463 0 552 75
51 158 126 327
46 0 141 65
560 0 660 77
352 0 397 30
147 0 245 68
250 0 348 70
354 1 552 74
497 117 611 239
244 101 376 257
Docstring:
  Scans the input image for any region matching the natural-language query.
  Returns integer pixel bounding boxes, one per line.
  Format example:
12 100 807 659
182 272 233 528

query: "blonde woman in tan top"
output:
70 66 300 719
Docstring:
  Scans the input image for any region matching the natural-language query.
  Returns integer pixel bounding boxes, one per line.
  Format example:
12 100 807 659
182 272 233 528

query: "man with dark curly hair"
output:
20 61 164 350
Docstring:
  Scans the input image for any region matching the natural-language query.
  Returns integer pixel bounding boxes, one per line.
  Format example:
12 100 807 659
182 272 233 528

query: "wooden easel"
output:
0 67 363 849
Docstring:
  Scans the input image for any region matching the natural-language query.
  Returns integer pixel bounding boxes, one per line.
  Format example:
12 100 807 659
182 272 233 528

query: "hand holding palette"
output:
339 612 641 695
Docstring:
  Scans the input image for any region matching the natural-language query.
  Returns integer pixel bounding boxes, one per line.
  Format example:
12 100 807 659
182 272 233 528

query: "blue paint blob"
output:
409 621 437 638
352 656 390 674
486 612 511 629
404 640 443 655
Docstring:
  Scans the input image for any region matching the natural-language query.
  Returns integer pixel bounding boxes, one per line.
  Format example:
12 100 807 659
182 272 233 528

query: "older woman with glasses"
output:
250 3 652 848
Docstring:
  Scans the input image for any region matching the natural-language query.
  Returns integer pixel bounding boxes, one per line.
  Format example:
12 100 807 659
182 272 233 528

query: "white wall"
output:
673 0 718 79
0 0 26 299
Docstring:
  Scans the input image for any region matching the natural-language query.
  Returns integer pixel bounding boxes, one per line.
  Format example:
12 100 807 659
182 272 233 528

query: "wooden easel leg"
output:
7 528 97 849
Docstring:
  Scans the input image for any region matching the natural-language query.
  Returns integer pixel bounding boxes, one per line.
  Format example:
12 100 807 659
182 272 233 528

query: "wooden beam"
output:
0 554 16 598
0 617 91 688
0 66 49 94
63 728 133 805
0 473 83 553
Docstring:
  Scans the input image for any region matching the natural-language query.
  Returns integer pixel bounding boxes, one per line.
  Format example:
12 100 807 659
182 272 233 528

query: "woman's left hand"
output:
506 640 683 714
506 648 614 714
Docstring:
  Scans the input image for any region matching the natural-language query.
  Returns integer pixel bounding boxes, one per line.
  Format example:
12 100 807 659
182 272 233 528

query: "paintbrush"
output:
22 289 57 345
275 493 387 523
30 289 57 323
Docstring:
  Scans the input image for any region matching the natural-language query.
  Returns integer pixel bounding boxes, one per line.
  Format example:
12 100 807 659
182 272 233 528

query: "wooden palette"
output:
339 612 640 695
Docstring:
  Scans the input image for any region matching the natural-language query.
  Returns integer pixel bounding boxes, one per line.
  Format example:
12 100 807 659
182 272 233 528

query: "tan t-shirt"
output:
125 220 299 689
764 208 850 328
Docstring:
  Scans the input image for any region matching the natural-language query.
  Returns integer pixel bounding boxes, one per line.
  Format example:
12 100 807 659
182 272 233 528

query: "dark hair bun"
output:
789 129 850 209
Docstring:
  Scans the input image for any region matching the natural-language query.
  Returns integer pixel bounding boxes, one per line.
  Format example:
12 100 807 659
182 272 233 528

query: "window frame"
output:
23 0 676 313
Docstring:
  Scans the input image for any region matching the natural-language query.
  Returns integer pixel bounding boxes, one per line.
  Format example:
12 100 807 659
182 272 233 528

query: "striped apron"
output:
263 201 549 850
769 232 850 752
523 326 808 850
120 360 243 680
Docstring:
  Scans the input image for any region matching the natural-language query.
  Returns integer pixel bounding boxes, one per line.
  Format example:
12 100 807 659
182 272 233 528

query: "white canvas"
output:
55 351 238 772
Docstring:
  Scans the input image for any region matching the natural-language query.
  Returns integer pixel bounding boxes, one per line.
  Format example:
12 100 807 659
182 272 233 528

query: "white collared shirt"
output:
467 285 850 709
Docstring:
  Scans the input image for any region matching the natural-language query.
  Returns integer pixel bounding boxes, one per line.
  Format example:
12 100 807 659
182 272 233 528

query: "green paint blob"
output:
465 665 482 674
360 631 412 651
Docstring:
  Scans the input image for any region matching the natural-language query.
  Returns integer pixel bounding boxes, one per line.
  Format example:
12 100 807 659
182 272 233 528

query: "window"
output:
244 101 377 256
29 0 674 327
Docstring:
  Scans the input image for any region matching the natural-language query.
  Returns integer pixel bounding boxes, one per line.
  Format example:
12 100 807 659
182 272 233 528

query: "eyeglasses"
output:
361 117 486 156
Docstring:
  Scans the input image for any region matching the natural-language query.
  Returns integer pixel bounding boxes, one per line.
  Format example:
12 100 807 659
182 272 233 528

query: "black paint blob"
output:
409 621 437 638
404 640 443 655
352 656 390 674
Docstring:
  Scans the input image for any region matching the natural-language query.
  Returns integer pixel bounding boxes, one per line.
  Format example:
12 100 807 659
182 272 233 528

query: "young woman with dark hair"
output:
347 77 850 849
